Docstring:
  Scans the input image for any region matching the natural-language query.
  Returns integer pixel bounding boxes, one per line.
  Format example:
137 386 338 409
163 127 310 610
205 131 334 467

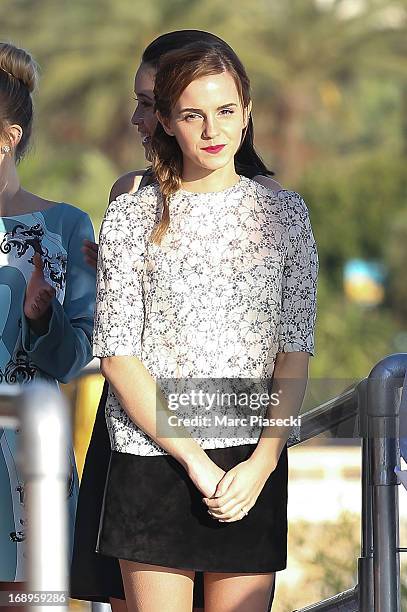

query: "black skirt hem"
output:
96 546 287 575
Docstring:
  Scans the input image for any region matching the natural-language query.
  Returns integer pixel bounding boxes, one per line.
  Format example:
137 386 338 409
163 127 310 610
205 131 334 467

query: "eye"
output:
133 96 153 109
183 113 202 121
219 108 235 116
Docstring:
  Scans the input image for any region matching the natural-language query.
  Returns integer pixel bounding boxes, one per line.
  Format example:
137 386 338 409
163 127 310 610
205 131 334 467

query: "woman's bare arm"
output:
249 351 310 476
101 355 225 497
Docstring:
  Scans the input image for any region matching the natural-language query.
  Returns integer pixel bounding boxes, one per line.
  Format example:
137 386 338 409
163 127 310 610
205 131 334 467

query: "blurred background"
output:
2 0 407 609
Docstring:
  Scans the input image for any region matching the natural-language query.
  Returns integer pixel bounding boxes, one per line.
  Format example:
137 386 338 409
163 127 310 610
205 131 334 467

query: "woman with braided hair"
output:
73 30 283 612
92 40 317 612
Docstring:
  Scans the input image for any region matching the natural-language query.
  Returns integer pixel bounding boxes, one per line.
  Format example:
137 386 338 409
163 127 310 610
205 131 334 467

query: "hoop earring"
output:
1 145 11 154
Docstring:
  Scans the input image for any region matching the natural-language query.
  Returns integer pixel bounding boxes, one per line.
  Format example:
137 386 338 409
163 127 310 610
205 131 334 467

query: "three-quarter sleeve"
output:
93 194 146 358
21 212 96 383
278 191 318 355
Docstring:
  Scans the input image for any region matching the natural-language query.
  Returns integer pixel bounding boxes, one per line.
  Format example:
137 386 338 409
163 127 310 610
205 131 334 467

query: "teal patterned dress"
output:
0 203 96 581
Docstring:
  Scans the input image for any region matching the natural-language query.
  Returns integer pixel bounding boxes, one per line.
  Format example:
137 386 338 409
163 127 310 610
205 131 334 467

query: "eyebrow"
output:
135 92 154 101
178 103 238 113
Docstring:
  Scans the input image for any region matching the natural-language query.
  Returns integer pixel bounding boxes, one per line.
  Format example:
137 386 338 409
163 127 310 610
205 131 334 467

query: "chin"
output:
200 157 233 171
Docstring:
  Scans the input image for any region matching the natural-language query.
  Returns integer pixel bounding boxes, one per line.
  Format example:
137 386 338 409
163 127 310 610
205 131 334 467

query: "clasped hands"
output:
201 457 275 524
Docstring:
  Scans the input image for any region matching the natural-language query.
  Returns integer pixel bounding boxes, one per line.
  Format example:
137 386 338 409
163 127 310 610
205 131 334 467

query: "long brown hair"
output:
150 42 251 245
143 31 272 180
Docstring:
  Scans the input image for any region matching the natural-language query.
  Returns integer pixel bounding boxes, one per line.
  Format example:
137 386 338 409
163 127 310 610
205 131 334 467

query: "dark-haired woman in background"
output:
72 30 282 612
0 42 95 612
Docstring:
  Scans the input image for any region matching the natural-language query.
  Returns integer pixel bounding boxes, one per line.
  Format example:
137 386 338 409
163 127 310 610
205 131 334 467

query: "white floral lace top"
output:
93 176 318 456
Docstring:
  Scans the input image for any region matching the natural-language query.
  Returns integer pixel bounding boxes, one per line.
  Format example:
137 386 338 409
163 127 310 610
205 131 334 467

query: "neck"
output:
181 162 239 194
0 160 22 216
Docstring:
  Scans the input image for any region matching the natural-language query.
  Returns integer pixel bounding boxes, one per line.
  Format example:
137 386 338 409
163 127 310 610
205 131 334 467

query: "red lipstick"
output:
202 145 225 154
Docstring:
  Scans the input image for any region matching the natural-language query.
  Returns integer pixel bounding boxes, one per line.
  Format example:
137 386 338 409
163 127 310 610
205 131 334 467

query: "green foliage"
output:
18 146 118 231
1 0 407 381
297 153 406 379
274 512 359 610
275 513 407 611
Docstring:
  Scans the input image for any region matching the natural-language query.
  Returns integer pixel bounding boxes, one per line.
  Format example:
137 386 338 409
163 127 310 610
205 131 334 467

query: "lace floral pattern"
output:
94 176 318 456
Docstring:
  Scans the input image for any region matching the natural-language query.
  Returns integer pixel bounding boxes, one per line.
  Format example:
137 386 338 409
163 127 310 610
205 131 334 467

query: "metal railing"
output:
288 352 407 612
0 382 70 612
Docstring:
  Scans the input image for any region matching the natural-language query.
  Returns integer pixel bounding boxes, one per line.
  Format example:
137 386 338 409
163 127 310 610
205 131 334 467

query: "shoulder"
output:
247 176 311 220
109 169 150 202
276 191 316 251
46 202 93 231
275 190 311 221
252 174 283 192
104 183 160 227
245 179 311 225
109 182 159 210
241 175 284 206
37 203 94 249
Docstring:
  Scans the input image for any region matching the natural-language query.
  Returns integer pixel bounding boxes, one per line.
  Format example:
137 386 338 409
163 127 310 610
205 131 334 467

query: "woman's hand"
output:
202 456 276 522
186 455 226 499
24 253 55 334
82 238 98 269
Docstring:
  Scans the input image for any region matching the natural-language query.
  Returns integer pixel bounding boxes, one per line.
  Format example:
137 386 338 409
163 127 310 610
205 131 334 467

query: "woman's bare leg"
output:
110 596 128 612
119 560 194 612
204 571 275 612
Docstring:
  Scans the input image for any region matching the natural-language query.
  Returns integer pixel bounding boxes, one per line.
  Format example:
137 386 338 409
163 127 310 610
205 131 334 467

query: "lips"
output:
137 130 151 145
202 145 225 154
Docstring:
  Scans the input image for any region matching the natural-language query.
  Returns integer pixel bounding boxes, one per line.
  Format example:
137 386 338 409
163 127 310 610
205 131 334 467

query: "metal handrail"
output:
0 383 70 612
291 353 407 612
288 382 359 447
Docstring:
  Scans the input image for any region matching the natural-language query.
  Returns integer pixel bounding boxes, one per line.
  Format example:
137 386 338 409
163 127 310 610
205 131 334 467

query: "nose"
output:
202 115 220 140
131 104 143 126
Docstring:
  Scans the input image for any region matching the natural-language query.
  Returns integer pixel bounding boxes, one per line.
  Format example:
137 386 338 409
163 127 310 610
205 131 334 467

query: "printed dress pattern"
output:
94 177 318 456
0 205 95 581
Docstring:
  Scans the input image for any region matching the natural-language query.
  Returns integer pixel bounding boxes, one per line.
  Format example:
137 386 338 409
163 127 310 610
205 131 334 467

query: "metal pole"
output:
91 603 112 611
367 353 407 612
0 383 70 612
21 382 70 611
357 378 374 612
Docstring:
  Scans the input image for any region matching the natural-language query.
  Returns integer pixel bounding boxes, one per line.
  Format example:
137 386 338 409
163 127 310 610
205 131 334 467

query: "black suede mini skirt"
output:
96 442 288 573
